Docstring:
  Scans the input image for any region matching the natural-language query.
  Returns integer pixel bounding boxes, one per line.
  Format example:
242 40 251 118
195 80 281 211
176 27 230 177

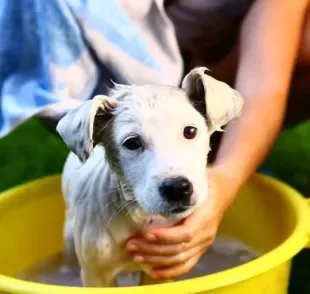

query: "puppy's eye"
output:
122 137 143 150
183 126 197 139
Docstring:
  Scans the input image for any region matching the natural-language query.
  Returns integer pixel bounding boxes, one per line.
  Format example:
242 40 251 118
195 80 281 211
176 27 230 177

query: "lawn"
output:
0 118 309 293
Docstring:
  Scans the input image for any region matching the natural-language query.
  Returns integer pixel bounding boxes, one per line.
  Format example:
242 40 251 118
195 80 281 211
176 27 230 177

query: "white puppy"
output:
56 67 244 287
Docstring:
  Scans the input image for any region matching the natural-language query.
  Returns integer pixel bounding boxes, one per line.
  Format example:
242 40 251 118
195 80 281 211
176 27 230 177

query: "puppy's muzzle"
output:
159 177 194 213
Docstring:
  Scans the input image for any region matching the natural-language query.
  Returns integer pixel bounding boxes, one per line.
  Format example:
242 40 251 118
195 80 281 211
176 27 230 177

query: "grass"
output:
265 122 310 197
0 118 309 292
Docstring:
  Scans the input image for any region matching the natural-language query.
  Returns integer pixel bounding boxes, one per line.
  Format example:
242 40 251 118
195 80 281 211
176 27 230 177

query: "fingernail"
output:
127 244 138 251
133 255 144 263
145 233 156 241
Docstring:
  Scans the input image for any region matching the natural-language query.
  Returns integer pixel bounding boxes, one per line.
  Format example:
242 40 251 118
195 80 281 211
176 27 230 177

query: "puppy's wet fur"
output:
57 67 244 287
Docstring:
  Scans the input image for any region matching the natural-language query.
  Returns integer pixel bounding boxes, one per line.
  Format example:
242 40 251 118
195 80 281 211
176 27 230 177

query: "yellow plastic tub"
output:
0 174 309 294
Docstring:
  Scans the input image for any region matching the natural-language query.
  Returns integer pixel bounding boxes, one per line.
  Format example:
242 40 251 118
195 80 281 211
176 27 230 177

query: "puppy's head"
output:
57 67 243 220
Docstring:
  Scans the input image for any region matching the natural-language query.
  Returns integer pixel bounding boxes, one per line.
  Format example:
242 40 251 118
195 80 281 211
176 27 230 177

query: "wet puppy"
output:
56 67 244 287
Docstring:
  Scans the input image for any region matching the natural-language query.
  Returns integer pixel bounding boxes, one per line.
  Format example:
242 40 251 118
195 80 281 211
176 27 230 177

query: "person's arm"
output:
125 1 310 281
212 0 309 199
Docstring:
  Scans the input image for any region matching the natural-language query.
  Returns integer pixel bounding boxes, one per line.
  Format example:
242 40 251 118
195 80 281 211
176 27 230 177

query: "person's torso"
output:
166 0 253 62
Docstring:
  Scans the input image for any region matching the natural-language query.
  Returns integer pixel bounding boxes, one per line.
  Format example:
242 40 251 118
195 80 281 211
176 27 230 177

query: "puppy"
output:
56 67 244 287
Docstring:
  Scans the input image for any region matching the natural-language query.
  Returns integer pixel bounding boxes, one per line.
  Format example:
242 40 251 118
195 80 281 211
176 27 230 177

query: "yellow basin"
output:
0 174 309 294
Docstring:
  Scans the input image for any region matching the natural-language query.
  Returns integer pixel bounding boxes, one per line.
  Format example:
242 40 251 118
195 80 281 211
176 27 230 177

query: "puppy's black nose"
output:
159 177 193 204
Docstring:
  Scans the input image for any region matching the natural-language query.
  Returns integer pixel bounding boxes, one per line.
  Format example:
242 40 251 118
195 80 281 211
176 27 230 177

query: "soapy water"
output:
19 237 259 287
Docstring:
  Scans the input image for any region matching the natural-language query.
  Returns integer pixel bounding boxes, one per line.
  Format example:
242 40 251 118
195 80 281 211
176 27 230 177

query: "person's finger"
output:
183 201 213 228
181 227 215 251
151 255 201 280
145 200 215 244
143 222 214 253
144 224 193 244
132 242 208 267
127 240 185 256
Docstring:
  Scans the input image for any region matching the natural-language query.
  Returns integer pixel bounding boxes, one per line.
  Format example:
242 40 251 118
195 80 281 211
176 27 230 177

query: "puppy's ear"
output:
56 95 117 162
182 67 244 134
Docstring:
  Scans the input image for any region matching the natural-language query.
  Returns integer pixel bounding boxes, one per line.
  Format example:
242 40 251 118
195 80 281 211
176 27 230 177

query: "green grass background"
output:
0 118 309 293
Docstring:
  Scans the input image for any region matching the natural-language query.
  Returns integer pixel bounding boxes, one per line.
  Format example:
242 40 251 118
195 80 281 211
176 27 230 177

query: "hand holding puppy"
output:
127 167 238 280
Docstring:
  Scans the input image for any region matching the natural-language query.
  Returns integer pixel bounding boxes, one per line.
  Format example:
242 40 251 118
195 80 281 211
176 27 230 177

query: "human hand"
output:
126 167 239 280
